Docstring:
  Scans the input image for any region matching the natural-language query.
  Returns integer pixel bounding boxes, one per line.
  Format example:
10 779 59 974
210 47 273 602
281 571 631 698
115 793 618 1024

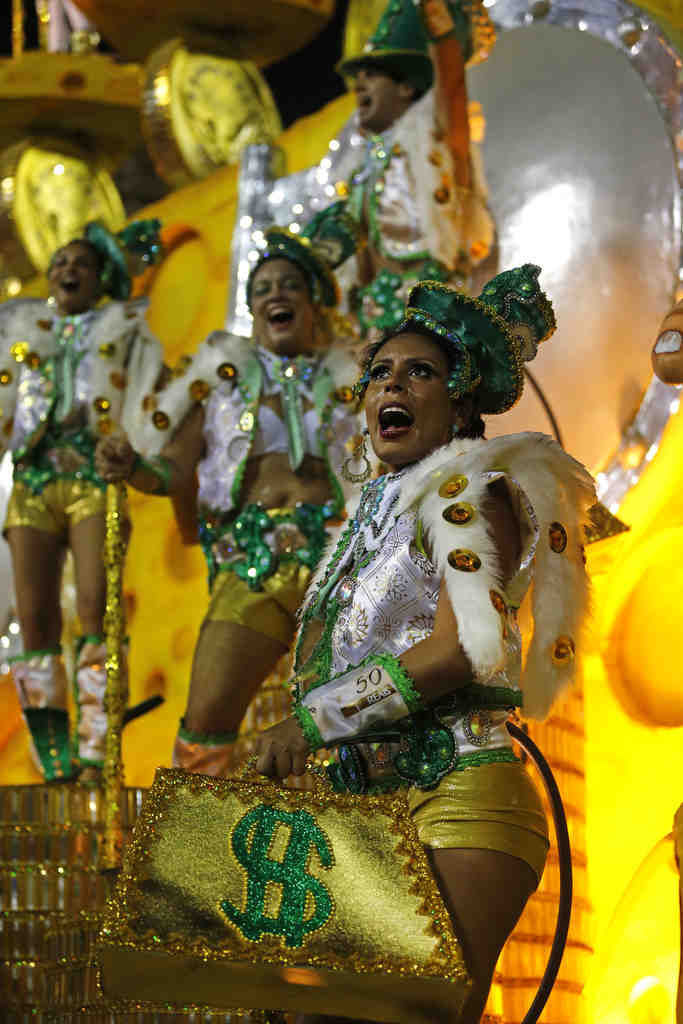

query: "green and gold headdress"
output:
338 0 496 93
49 219 163 301
338 0 434 95
355 264 556 415
247 202 357 310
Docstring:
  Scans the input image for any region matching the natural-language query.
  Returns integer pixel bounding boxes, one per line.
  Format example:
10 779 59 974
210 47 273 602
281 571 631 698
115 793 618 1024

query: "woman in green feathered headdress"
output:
93 211 365 780
253 266 595 1022
2 220 164 785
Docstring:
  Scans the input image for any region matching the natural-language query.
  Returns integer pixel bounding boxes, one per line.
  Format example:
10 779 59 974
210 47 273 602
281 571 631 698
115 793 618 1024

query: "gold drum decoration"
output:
142 40 283 189
98 766 470 1022
0 138 125 283
68 0 335 65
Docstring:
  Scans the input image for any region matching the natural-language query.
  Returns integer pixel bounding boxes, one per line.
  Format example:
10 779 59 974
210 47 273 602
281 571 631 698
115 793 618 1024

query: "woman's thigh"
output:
7 525 64 649
428 846 537 1024
184 618 287 733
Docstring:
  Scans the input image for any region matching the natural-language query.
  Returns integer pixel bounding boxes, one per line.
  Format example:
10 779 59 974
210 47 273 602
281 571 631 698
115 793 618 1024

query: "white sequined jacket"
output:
298 432 595 722
0 298 163 459
136 330 361 517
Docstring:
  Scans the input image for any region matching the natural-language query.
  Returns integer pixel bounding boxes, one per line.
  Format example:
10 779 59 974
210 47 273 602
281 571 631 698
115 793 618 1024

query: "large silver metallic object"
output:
227 0 681 506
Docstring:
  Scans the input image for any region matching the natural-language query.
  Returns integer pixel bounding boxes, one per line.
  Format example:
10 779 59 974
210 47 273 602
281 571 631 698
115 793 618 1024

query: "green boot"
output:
10 649 73 781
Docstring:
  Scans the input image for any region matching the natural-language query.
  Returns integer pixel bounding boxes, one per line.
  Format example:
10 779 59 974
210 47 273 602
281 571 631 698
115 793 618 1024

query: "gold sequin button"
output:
152 410 170 430
490 590 507 615
447 549 481 572
110 371 126 390
99 342 116 358
434 186 450 204
36 319 51 331
217 362 237 381
190 379 210 401
549 521 568 553
142 394 157 412
239 410 255 432
0 370 12 386
552 635 575 666
94 396 110 413
443 501 475 525
335 386 354 403
26 352 41 369
11 342 29 363
97 415 113 435
438 474 468 499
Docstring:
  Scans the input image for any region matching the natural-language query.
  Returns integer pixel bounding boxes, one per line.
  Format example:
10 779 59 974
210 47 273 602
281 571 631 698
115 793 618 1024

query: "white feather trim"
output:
135 330 254 454
414 433 595 719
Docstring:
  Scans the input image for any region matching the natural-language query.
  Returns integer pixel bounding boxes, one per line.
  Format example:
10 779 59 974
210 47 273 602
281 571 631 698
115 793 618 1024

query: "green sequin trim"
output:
354 261 451 338
177 718 237 746
13 427 105 496
451 747 519 771
200 503 333 592
367 652 424 714
9 646 61 663
293 703 324 752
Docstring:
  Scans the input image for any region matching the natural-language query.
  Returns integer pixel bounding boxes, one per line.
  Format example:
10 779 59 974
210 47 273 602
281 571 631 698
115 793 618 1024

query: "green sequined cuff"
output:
367 653 424 715
177 718 238 746
9 646 61 664
293 703 324 752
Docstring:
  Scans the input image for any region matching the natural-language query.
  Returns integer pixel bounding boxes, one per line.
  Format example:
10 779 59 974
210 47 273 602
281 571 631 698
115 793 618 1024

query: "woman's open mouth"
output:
58 277 81 294
378 403 414 440
267 305 295 329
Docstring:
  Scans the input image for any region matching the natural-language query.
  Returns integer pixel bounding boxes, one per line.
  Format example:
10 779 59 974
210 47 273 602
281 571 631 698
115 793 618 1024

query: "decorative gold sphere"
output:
142 40 283 188
0 138 125 286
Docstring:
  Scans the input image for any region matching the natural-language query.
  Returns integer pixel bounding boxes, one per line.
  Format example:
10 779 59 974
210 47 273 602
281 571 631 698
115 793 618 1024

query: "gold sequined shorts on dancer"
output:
206 560 312 647
5 478 112 536
408 760 549 883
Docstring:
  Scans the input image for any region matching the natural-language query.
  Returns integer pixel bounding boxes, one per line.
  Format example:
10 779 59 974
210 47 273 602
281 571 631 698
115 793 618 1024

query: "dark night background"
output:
0 1 352 127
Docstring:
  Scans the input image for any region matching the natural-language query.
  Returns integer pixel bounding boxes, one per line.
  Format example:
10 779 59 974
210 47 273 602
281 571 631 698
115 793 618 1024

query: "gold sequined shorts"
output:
408 760 549 883
4 478 112 537
206 560 311 648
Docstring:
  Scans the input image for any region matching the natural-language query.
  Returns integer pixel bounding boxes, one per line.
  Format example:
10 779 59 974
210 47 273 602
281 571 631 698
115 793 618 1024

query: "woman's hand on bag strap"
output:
254 716 311 779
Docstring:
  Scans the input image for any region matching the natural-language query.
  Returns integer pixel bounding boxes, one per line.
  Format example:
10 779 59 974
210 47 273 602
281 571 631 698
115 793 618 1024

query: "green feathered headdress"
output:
247 202 358 310
338 0 434 96
48 219 163 300
355 264 556 415
338 0 496 94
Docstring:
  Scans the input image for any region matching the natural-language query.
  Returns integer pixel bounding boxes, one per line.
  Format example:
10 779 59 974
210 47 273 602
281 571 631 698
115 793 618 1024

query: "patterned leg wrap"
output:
10 650 73 781
74 635 128 770
172 718 238 777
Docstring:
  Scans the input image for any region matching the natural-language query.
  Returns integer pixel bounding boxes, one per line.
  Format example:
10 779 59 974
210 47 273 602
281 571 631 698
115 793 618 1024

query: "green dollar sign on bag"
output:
221 804 334 948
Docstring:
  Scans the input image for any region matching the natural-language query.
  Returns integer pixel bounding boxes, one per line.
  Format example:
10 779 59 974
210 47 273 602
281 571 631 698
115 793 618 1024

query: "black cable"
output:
523 367 564 449
506 720 573 1024
122 695 164 727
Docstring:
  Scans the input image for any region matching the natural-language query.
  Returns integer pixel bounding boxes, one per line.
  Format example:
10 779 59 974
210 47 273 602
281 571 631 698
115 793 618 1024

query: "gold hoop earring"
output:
341 430 372 484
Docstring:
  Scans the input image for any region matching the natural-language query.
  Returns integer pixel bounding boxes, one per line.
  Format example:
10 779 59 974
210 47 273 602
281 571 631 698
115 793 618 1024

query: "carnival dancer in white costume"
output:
1 220 164 782
312 0 495 343
254 266 595 1023
96 219 362 776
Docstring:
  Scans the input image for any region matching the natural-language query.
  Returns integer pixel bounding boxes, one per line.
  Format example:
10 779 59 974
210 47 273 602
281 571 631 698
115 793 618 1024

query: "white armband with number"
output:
294 654 423 751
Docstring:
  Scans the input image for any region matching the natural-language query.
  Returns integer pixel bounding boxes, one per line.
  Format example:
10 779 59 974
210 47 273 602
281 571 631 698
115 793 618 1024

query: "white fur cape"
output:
301 433 595 721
